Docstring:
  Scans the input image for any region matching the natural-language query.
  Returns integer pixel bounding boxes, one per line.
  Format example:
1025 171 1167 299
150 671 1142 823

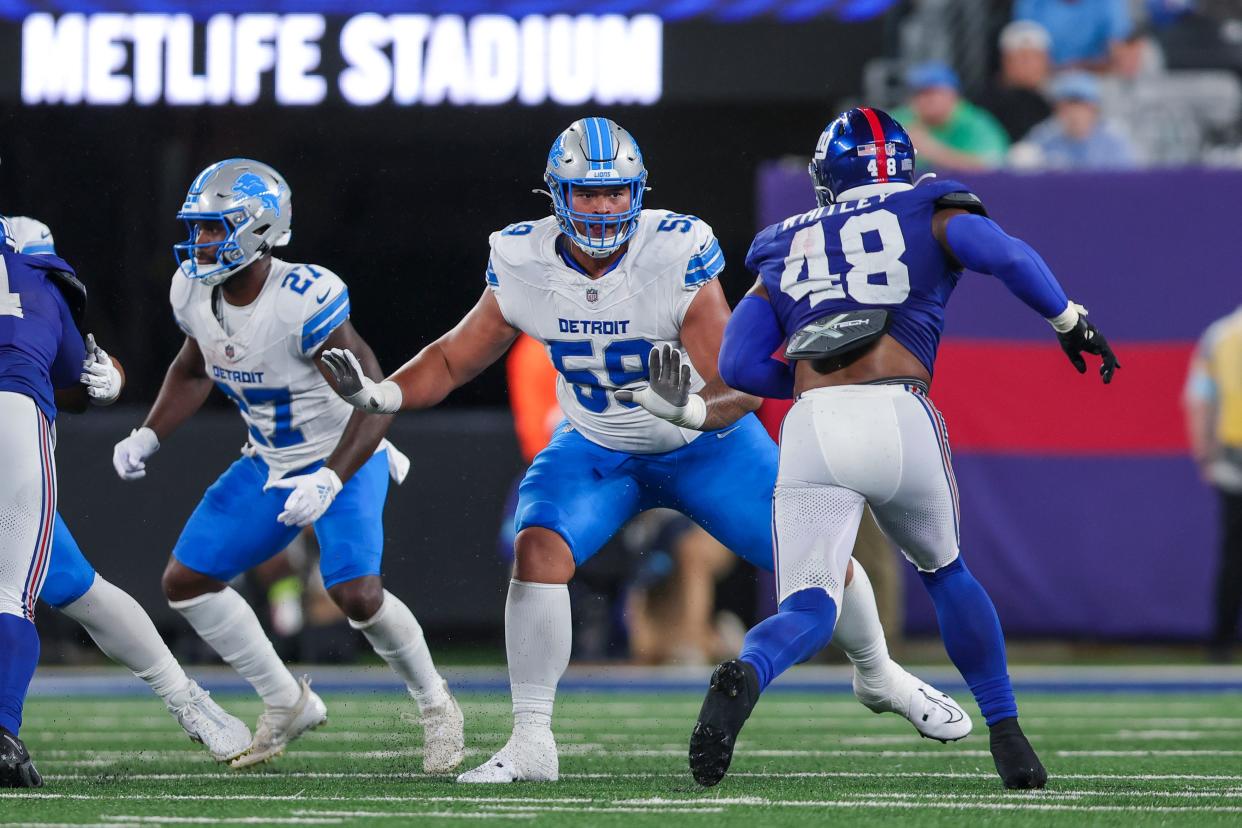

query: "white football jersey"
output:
170 257 354 480
487 209 726 454
1 216 56 255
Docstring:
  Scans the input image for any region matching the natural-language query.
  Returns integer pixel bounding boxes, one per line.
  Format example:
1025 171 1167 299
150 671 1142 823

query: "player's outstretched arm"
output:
617 280 762 431
935 209 1120 384
323 289 519 414
316 321 392 483
717 279 795 400
113 336 212 480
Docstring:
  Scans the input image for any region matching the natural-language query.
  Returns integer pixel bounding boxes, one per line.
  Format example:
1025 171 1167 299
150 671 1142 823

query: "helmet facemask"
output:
545 177 647 259
174 210 259 287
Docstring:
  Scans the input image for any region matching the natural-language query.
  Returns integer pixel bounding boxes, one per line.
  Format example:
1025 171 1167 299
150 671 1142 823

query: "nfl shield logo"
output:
225 344 235 359
586 287 599 303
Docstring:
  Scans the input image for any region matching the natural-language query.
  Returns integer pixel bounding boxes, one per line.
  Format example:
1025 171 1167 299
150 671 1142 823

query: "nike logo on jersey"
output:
315 289 332 304
40 230 51 239
715 426 742 439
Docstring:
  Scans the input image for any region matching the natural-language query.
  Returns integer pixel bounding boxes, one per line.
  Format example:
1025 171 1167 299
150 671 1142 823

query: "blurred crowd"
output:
885 0 1242 171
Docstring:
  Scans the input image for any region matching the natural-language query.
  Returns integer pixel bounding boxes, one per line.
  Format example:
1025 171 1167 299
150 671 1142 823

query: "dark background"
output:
0 17 887 409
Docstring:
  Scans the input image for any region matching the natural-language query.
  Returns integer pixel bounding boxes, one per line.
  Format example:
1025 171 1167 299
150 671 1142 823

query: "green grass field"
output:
5 689 1242 826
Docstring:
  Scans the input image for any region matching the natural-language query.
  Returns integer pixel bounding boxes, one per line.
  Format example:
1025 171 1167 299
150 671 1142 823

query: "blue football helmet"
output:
808 108 916 206
543 117 648 258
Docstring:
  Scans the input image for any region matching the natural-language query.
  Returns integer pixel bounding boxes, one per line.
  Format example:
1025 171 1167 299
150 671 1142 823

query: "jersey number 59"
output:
547 338 653 414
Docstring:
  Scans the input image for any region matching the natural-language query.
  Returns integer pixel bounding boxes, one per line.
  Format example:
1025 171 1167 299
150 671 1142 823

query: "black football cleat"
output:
988 717 1047 789
689 659 761 787
0 726 43 788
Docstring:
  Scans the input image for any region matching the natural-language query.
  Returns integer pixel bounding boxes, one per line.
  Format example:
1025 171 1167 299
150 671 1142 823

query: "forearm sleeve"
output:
944 213 1069 319
719 295 795 400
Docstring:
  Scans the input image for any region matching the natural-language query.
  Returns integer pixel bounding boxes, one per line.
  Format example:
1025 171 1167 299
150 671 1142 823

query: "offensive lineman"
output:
695 107 1119 789
1 214 252 762
110 160 464 771
322 118 971 783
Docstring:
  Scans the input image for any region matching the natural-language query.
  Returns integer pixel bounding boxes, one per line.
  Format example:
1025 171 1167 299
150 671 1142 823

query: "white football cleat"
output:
168 681 252 762
853 661 972 743
456 727 558 783
419 682 465 774
230 676 327 768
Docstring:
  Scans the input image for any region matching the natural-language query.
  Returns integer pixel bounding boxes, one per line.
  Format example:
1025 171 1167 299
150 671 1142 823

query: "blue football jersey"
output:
745 180 974 375
0 248 86 422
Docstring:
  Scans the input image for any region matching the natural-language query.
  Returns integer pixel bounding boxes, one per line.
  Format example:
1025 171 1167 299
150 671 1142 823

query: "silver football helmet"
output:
174 158 292 286
543 117 648 258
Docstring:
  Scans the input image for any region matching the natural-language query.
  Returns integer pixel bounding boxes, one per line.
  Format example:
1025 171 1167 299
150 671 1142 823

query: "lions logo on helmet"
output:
808 108 917 206
542 117 647 259
174 158 293 287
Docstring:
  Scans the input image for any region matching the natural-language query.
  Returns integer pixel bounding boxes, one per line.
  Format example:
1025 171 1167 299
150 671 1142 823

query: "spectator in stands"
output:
1012 72 1139 168
1013 0 1134 71
1184 309 1242 663
891 62 1010 172
978 20 1055 141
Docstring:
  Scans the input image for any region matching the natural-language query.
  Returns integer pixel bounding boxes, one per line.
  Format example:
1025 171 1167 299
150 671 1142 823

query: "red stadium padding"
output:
756 340 1192 456
934 340 1190 455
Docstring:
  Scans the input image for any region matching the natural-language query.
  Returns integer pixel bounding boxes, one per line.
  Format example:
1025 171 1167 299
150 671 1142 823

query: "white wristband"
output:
1047 302 1086 334
350 379 403 414
670 393 708 430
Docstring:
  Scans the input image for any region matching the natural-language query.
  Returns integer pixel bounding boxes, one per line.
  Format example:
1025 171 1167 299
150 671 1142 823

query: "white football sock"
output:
170 587 301 709
349 590 448 711
60 576 195 706
833 560 891 681
506 579 571 733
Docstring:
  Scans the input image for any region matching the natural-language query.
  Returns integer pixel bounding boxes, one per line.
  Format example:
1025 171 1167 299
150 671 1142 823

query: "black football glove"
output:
1057 316 1119 384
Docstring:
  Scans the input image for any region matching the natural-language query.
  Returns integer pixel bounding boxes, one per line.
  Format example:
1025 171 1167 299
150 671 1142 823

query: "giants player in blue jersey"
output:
692 108 1118 789
323 117 970 783
0 227 91 786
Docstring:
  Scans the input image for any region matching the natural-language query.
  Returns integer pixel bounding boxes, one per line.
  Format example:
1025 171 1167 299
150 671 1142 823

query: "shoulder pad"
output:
47 268 88 330
278 264 350 354
488 217 557 282
934 190 987 216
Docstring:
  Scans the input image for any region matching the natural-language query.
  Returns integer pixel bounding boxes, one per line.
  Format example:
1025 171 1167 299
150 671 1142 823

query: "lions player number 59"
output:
548 338 653 413
781 209 910 307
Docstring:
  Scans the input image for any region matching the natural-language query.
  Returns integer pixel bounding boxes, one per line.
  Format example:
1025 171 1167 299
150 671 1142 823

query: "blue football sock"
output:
739 588 837 692
0 612 40 736
919 558 1018 726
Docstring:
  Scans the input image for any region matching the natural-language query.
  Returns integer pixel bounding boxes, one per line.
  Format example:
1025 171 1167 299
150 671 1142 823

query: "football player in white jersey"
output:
1 213 252 764
323 118 970 783
110 160 464 771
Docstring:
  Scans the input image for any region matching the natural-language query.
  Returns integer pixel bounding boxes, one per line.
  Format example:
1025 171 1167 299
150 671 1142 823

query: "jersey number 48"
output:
781 208 909 307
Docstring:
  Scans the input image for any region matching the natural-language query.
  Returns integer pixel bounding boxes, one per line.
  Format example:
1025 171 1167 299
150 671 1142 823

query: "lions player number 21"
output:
0 259 24 318
781 209 910 307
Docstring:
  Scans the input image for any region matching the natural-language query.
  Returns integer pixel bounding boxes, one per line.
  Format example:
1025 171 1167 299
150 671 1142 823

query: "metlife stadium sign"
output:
3 2 897 107
19 13 662 107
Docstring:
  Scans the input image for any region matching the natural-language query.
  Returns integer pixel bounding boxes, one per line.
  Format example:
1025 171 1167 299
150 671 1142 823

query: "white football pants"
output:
774 382 960 606
0 392 57 620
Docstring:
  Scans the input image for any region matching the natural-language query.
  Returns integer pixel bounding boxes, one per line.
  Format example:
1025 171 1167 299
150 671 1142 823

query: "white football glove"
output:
112 427 160 480
614 344 707 430
265 467 343 528
320 348 403 414
80 334 123 405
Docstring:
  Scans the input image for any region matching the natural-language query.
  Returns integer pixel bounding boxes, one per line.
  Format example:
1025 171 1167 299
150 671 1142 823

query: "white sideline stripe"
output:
293 813 533 821
1056 750 1242 757
105 819 340 825
482 806 727 814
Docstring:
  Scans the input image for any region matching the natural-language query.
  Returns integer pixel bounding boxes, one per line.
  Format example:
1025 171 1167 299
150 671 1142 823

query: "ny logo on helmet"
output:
232 173 282 215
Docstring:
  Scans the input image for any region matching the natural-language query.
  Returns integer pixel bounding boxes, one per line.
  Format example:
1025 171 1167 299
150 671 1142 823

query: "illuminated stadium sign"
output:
20 13 662 107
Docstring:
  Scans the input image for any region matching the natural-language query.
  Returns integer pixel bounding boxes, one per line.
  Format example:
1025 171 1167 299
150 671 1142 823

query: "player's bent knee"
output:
161 559 223 603
327 575 384 621
777 588 838 651
513 527 575 584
